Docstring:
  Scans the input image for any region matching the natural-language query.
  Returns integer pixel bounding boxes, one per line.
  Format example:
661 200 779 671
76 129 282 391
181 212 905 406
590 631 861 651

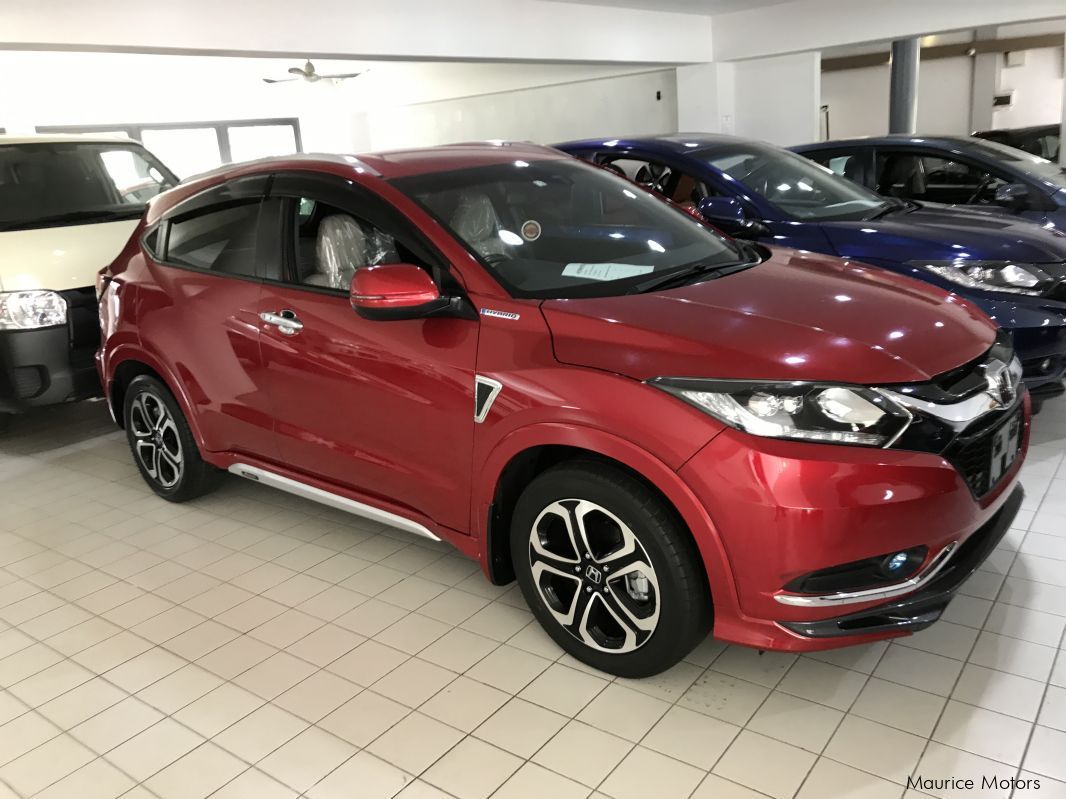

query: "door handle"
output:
260 310 304 335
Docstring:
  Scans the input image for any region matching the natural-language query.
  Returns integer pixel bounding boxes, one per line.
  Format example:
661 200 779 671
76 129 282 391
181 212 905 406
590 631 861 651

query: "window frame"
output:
34 118 303 168
153 174 277 283
267 170 461 299
873 147 1011 200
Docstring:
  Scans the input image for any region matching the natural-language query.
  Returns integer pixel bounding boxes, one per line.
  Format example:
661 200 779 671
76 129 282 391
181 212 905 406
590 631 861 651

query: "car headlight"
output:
649 378 912 447
908 260 1053 295
0 290 68 330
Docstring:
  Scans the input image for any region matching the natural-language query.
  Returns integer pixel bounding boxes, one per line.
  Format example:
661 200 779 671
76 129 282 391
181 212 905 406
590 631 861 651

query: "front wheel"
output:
510 461 711 677
123 375 219 502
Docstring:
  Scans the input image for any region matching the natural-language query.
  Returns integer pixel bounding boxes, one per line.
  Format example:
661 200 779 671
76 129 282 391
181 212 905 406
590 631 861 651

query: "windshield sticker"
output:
521 220 542 241
562 263 655 281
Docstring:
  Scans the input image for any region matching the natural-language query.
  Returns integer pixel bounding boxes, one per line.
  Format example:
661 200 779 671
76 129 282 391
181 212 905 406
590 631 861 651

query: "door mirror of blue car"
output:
993 182 1031 210
696 197 771 239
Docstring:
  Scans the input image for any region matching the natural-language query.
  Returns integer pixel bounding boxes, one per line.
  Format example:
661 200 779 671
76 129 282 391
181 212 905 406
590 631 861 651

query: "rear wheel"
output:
123 375 219 502
510 461 711 677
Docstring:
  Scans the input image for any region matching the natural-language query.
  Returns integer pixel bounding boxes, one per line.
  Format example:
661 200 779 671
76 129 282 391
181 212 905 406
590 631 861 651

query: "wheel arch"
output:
105 350 206 447
477 424 737 617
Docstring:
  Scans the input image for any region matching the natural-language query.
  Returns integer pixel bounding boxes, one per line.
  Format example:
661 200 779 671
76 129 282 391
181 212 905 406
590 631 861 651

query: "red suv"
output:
97 144 1029 677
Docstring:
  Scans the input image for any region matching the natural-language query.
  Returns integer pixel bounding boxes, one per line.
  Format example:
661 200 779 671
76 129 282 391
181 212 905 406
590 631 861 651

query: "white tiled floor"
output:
1 396 1065 799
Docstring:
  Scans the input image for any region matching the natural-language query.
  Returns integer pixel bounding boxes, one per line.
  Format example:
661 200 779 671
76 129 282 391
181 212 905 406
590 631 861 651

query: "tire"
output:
510 460 711 677
123 375 219 502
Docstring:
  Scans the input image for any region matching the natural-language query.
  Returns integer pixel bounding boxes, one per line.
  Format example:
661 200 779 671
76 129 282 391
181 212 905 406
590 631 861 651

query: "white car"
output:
0 135 177 422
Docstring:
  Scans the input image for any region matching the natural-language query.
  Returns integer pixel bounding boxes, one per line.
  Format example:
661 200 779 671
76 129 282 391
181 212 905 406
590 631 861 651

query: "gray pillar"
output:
889 38 920 134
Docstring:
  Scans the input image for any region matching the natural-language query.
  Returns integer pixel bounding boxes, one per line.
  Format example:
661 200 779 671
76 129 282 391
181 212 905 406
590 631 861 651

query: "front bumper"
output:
679 395 1029 651
0 288 101 413
779 484 1020 638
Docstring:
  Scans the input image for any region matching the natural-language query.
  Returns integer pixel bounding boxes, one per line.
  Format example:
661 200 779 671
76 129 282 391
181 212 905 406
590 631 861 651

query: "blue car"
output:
554 134 1066 397
791 135 1066 229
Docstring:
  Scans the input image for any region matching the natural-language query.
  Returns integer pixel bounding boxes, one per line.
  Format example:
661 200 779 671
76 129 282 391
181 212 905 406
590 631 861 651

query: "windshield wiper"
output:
864 197 909 221
628 252 761 295
0 207 143 232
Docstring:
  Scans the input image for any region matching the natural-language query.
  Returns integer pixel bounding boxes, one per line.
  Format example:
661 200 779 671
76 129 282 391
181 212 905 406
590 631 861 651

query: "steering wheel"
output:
965 176 995 204
636 163 673 194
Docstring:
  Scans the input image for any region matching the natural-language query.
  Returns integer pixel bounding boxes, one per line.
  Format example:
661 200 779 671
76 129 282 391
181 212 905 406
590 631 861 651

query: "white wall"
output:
0 52 679 161
992 45 1065 128
357 70 678 150
731 52 821 145
676 62 735 133
820 45 1063 138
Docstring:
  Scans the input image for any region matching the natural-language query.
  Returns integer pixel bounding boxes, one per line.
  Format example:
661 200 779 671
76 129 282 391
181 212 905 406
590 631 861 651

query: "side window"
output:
164 200 262 276
288 197 404 291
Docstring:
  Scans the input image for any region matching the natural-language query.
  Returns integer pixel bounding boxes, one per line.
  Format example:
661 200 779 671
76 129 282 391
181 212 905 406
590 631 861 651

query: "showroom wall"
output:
820 44 1064 139
732 52 821 145
0 51 677 172
354 70 678 150
993 45 1066 128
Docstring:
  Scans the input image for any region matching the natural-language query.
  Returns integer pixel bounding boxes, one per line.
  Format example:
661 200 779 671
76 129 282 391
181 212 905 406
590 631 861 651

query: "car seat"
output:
843 156 868 187
309 215 367 289
449 193 514 260
881 156 926 198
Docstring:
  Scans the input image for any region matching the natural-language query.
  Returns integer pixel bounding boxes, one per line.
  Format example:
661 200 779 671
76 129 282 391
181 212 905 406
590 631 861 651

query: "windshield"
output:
0 141 178 232
959 137 1066 191
699 143 886 221
390 158 746 298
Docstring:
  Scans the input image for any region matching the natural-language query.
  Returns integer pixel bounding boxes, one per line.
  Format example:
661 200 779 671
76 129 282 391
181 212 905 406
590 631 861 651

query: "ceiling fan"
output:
263 60 364 84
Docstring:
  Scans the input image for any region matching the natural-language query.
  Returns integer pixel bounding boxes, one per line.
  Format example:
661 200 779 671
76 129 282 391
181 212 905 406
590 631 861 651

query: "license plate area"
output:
947 407 1024 498
988 412 1022 489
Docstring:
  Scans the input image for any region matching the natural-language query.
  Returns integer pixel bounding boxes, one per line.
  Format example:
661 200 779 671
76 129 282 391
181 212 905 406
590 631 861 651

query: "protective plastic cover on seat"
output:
449 193 514 260
310 215 368 289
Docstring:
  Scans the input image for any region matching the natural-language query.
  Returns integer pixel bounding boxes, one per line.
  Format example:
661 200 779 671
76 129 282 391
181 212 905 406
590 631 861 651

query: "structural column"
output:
889 38 920 134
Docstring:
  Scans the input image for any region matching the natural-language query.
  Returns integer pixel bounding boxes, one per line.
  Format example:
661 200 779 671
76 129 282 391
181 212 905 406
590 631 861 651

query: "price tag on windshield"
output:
562 263 655 281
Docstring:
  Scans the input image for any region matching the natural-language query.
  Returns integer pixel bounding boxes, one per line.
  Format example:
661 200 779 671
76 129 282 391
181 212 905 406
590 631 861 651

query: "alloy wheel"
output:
129 392 183 489
528 499 660 653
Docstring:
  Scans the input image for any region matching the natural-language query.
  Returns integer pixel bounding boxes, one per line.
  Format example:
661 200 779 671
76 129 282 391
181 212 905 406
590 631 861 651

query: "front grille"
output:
944 407 1023 498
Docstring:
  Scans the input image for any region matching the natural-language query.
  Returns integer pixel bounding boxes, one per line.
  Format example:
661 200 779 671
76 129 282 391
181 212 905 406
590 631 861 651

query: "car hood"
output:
822 203 1066 267
543 247 997 384
0 220 140 292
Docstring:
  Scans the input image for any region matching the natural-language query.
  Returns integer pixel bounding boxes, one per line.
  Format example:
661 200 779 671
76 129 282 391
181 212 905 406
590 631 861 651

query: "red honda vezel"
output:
97 143 1029 677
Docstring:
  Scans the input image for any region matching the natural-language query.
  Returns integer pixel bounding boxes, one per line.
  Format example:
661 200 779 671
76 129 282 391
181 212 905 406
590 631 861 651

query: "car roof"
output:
791 134 984 151
183 141 569 185
0 133 142 146
974 124 1058 137
554 133 765 154
146 141 573 222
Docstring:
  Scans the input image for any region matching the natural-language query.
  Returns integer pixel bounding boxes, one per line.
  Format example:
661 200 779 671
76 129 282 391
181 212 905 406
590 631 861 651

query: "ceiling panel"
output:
541 0 796 16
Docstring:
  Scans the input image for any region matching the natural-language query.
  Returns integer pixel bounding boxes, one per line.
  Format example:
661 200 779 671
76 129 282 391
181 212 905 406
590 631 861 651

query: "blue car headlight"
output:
907 259 1053 296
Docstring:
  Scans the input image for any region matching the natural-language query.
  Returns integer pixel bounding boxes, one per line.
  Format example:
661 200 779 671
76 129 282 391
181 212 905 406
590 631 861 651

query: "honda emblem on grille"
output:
983 359 1016 409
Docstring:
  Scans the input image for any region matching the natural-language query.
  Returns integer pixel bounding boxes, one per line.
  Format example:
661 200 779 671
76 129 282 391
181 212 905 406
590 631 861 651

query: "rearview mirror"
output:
696 197 771 240
993 183 1031 211
350 263 453 321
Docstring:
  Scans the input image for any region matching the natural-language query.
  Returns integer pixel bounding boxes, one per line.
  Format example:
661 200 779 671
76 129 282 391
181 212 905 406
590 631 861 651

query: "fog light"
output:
883 552 910 576
1040 358 1052 373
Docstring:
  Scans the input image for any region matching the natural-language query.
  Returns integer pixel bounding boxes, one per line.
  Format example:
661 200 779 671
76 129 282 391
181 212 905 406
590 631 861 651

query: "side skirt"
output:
228 463 441 541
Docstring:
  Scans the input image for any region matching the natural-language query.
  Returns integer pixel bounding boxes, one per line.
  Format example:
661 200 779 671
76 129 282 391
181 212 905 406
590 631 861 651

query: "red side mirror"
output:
350 264 445 321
